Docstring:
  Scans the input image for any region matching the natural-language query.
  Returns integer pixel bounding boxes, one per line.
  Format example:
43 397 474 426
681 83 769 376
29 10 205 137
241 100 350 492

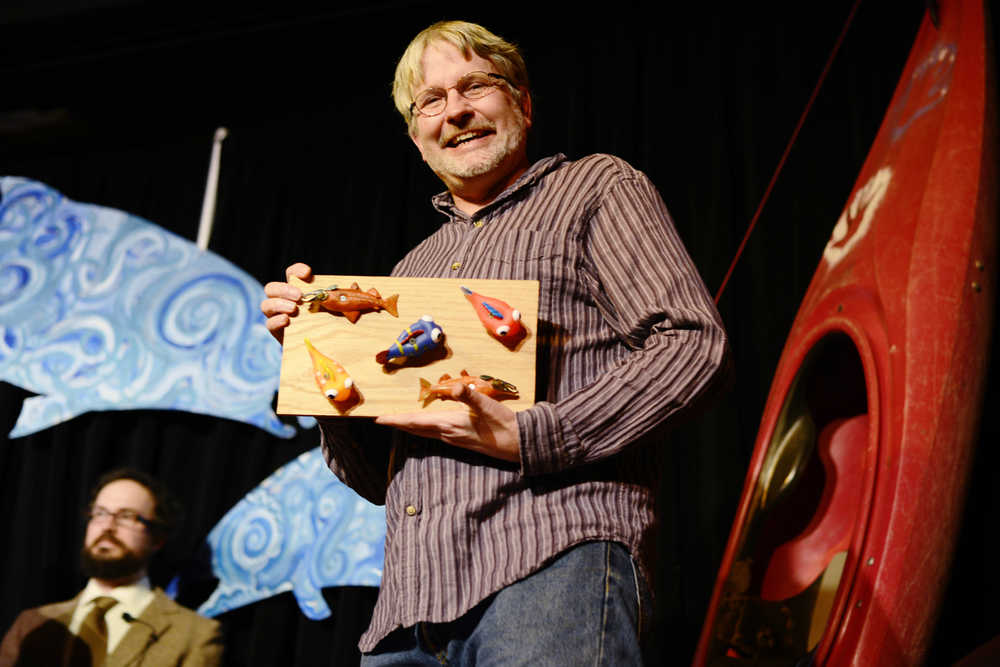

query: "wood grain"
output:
276 275 538 417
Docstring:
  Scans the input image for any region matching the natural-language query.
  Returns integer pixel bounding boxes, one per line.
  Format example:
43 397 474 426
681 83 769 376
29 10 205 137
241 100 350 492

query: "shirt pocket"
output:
471 228 584 317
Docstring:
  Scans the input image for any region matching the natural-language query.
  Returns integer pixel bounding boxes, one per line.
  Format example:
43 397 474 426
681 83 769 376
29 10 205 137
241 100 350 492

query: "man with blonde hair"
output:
262 20 729 665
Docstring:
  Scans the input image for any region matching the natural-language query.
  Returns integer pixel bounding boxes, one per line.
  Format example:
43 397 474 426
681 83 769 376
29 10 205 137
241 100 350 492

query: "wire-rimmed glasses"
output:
410 71 515 118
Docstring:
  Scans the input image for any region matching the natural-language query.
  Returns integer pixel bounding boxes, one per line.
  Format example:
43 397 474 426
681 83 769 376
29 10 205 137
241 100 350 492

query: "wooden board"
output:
276 275 538 416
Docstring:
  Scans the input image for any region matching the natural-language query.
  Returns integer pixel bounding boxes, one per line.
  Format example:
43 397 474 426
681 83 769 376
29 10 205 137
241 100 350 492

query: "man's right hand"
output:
261 262 314 344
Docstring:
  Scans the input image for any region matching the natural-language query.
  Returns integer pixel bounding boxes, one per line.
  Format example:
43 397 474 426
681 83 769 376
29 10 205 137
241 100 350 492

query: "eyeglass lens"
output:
88 506 149 528
414 72 506 117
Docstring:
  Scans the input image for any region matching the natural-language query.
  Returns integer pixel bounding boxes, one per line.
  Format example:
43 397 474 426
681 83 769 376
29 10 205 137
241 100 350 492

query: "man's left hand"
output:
375 384 521 463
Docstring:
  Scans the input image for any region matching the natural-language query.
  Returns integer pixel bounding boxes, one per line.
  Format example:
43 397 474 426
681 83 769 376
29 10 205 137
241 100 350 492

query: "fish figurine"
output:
418 370 519 404
301 282 399 323
304 338 355 402
375 316 444 365
460 285 524 344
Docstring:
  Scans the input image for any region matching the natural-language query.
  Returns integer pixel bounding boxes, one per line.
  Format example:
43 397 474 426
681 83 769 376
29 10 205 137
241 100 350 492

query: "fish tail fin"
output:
375 350 389 365
384 294 399 318
9 394 75 439
304 338 324 367
460 285 473 296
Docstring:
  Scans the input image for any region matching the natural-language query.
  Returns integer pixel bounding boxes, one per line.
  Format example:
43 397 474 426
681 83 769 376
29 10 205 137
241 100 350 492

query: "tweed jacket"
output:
0 588 222 667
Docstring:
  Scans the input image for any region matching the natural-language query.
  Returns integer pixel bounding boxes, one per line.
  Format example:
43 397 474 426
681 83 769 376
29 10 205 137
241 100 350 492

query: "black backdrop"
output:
1 2 997 664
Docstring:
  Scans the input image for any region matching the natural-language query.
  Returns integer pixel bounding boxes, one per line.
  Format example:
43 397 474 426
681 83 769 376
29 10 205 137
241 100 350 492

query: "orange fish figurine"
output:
460 285 524 344
304 338 355 402
418 370 518 405
302 282 399 323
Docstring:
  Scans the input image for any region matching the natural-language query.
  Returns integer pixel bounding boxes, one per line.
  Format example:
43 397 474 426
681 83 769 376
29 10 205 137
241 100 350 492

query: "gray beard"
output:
427 111 528 180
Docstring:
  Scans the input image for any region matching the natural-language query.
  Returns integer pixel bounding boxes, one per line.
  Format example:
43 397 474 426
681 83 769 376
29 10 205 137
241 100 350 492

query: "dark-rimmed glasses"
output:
410 71 515 118
86 506 156 531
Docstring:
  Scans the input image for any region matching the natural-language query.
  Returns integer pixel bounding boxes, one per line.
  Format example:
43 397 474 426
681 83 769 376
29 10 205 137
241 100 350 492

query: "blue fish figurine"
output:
375 315 444 365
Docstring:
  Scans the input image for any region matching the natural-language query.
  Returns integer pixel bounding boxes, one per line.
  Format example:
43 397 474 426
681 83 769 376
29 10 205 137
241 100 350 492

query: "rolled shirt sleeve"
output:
517 169 729 475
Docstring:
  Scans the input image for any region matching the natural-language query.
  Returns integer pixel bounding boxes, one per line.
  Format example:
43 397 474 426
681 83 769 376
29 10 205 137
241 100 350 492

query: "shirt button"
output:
405 505 418 516
473 221 483 228
450 262 461 271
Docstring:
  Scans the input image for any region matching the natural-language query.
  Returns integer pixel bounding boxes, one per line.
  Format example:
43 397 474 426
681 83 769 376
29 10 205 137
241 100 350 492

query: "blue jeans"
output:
361 541 651 666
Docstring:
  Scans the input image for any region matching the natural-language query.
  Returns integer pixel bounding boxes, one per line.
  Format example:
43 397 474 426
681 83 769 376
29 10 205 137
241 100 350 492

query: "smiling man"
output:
262 20 730 665
404 38 532 213
0 469 222 667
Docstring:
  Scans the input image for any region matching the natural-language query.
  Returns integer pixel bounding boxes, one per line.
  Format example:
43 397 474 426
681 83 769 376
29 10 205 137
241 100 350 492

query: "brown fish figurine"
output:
301 282 399 323
418 370 518 405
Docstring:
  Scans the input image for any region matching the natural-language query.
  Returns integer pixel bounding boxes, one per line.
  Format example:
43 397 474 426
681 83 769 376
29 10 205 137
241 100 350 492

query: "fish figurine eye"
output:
431 328 443 342
496 325 510 336
512 310 521 322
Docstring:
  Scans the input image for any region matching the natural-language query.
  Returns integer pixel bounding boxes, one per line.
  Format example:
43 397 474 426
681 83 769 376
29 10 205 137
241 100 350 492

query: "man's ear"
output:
520 89 533 129
410 128 427 162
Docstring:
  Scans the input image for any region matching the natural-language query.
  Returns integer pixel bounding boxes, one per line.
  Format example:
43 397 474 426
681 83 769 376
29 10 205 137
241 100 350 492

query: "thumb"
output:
452 382 508 418
448 380 474 403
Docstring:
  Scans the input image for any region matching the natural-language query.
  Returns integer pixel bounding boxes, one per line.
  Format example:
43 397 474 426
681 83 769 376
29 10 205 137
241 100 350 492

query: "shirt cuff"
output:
516 402 582 475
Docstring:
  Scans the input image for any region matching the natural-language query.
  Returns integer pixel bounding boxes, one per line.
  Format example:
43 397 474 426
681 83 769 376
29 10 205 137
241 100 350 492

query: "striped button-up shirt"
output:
320 153 730 652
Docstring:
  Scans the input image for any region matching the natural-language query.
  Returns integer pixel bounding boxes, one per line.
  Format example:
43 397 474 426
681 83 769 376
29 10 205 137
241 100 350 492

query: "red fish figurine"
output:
460 285 524 344
302 282 399 323
418 370 518 404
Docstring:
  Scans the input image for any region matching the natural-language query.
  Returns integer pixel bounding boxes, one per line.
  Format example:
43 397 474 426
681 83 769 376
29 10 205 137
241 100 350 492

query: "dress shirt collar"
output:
72 576 156 652
79 575 153 610
431 154 567 221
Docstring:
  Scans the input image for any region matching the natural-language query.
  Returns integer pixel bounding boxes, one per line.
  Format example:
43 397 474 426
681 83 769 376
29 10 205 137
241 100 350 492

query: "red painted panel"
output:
695 0 996 663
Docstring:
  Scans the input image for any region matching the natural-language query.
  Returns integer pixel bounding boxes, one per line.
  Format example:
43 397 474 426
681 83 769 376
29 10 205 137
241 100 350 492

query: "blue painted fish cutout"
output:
198 447 385 620
0 176 294 438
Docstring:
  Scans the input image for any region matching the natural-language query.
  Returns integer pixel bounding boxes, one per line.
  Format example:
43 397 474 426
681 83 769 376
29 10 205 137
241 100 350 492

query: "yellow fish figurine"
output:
304 338 355 403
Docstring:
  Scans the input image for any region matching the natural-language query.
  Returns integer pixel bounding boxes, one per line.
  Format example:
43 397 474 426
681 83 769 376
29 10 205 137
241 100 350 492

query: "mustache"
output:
88 530 127 550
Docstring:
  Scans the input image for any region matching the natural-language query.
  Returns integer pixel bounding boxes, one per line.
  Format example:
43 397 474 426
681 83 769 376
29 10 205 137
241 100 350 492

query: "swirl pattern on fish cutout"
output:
0 176 293 438
199 447 385 620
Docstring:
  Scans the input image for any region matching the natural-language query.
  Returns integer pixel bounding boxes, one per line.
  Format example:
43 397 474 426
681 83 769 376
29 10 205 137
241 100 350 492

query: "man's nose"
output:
443 88 474 122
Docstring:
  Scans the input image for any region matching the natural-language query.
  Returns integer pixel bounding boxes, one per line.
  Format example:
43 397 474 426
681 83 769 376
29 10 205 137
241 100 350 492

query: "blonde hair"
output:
392 21 529 127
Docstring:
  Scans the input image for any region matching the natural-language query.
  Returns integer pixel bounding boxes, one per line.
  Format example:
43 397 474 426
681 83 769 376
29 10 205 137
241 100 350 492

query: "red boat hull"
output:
695 0 996 664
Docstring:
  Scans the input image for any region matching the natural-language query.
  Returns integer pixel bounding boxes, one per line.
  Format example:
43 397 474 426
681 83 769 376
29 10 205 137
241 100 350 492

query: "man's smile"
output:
442 127 494 148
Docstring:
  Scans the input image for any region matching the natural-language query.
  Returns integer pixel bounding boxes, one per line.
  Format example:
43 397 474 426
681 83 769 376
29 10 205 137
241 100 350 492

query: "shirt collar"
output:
430 153 567 221
81 575 154 611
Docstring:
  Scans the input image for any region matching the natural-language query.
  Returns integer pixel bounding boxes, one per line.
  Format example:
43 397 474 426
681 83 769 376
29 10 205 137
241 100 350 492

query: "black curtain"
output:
1 2 996 664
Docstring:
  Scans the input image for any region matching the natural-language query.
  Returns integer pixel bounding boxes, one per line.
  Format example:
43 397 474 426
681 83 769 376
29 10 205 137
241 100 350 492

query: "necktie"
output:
77 596 118 667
